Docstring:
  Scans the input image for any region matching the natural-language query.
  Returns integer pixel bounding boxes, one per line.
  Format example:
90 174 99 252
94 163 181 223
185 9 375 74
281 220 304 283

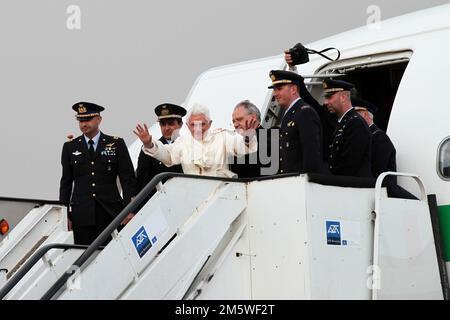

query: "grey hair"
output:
186 103 211 122
234 100 261 122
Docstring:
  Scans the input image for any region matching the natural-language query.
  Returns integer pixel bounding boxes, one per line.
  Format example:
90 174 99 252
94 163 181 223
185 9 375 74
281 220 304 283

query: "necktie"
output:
88 139 95 158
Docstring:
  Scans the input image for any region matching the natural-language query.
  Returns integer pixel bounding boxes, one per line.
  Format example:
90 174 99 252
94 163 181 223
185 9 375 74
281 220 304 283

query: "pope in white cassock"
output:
134 103 258 178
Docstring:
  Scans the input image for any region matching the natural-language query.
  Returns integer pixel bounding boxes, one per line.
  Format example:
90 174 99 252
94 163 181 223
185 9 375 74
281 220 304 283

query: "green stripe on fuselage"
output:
438 204 450 261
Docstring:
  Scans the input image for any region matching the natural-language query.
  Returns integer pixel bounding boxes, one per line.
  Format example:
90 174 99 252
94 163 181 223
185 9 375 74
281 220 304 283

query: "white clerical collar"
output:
338 107 354 123
285 97 301 115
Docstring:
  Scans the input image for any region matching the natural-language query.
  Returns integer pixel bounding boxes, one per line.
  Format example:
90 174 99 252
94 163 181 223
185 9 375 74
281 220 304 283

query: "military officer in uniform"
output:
323 80 372 177
284 51 338 161
59 102 137 245
136 103 185 199
352 97 396 178
268 70 324 175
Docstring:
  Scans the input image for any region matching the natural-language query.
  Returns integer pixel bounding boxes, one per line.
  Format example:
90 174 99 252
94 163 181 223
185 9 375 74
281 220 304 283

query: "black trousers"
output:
73 201 115 246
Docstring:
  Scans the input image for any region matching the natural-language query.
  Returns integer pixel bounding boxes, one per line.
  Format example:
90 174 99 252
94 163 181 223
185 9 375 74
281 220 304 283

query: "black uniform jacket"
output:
299 81 338 161
136 136 183 194
370 124 397 178
329 108 372 177
59 132 137 227
278 99 324 175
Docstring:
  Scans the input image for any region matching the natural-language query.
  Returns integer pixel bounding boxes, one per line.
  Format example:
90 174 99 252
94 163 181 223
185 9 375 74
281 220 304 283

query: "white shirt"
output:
142 129 257 178
84 131 101 151
284 97 301 116
338 107 354 123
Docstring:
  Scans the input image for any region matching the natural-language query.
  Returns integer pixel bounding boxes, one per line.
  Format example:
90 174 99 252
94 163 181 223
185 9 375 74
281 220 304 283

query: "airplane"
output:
0 3 449 300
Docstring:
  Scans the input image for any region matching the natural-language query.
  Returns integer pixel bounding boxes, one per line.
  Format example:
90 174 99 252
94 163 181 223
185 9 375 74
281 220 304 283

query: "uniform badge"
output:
72 151 82 156
78 104 87 113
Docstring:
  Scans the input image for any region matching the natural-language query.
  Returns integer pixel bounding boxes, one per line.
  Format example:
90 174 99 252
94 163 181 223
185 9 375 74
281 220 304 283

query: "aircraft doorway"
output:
309 50 412 131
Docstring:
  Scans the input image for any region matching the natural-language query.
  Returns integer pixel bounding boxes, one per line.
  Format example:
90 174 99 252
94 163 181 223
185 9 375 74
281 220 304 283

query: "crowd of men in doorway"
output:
59 50 407 245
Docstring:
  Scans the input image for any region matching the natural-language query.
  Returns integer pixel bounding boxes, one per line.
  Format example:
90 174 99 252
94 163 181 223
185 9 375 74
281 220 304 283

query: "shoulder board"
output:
372 129 383 135
300 105 311 110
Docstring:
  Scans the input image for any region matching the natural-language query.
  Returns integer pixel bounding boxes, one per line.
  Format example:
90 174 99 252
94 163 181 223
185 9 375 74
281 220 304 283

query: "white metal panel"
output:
306 182 375 299
188 212 252 300
0 205 68 285
58 178 228 299
58 235 137 300
6 231 80 300
120 182 246 299
247 176 309 299
115 178 228 277
374 197 443 299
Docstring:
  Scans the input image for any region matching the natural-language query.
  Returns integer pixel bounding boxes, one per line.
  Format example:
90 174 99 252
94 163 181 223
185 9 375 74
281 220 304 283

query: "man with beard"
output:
59 102 137 245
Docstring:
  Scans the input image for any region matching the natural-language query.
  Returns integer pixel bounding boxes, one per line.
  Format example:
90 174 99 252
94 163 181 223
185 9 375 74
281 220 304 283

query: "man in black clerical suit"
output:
230 100 279 178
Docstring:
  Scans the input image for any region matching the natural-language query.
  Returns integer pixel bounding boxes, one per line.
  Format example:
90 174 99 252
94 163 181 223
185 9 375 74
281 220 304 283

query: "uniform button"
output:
92 193 96 197
280 158 283 161
108 160 111 163
159 162 162 165
280 146 282 149
92 183 96 187
91 172 95 175
280 170 284 173
91 161 94 165
74 161 77 164
329 165 333 169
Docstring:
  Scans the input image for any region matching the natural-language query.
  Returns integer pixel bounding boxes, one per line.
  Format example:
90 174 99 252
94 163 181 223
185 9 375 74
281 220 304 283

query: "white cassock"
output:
142 129 257 177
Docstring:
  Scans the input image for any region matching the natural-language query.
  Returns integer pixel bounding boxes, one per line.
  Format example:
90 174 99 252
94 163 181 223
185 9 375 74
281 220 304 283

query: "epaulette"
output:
113 136 120 140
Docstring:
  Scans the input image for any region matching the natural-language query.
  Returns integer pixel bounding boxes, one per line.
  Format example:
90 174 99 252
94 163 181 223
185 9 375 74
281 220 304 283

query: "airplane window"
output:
438 138 450 179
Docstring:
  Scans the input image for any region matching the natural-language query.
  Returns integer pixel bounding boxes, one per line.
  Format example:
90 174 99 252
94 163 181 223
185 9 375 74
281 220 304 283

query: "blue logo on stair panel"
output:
326 221 341 245
132 226 152 258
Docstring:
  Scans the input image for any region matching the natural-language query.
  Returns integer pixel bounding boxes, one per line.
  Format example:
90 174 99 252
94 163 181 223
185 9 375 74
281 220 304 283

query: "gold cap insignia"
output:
270 74 276 81
78 105 87 113
161 109 170 116
322 82 328 89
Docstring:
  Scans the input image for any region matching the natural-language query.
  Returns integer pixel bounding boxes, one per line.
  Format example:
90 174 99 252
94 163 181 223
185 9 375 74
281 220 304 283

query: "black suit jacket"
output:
370 124 397 178
136 137 183 195
59 132 137 227
230 126 277 178
329 108 372 177
278 99 324 174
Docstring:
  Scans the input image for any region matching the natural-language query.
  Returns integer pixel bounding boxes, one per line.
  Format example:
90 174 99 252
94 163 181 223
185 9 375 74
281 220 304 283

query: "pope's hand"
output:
133 123 153 148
